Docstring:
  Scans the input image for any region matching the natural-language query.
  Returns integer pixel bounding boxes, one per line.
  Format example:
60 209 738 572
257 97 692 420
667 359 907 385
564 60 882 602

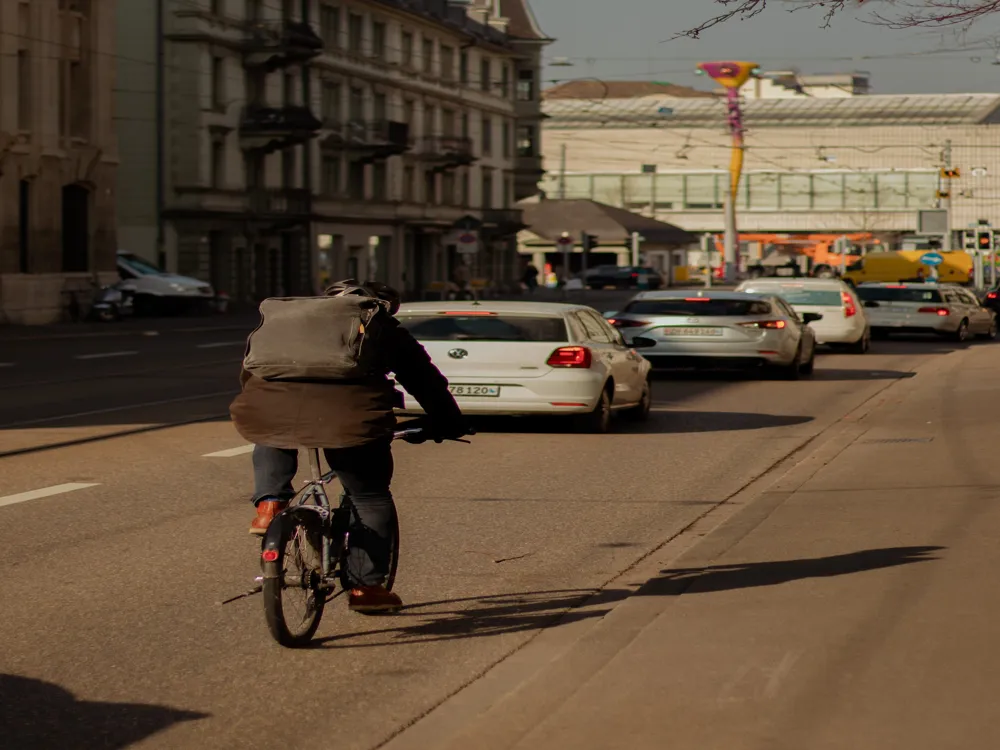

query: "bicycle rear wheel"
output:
261 512 326 647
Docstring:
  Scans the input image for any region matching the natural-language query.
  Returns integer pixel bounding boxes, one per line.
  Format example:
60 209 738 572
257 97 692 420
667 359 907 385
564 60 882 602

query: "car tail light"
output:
546 346 592 368
987 292 998 300
841 291 857 318
607 318 648 328
684 298 711 302
438 311 496 316
739 320 786 330
918 306 950 316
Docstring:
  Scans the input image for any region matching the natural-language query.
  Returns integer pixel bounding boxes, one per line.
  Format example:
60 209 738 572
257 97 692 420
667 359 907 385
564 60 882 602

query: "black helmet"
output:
324 278 401 316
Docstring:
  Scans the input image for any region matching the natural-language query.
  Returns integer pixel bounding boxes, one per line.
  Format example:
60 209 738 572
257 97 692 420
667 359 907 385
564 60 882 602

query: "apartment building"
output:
116 0 551 304
0 0 119 325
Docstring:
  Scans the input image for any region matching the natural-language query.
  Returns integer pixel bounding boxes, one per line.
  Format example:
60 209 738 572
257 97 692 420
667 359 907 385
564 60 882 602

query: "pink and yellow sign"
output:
696 61 758 90
697 61 759 198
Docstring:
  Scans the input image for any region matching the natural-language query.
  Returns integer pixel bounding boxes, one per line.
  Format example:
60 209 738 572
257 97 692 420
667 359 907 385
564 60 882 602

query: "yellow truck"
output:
843 250 973 285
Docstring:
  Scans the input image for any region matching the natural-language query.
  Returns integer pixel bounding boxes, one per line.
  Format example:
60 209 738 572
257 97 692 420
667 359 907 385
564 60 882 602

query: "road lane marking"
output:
0 390 235 429
196 341 245 349
0 483 100 509
75 350 138 360
203 444 254 458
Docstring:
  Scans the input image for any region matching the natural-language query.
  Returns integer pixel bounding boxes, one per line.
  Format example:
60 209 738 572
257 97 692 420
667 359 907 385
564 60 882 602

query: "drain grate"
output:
862 437 934 445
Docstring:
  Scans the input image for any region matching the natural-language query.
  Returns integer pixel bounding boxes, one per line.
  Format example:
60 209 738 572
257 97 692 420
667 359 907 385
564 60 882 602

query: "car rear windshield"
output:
622 299 772 316
742 286 843 306
397 314 569 342
856 287 943 303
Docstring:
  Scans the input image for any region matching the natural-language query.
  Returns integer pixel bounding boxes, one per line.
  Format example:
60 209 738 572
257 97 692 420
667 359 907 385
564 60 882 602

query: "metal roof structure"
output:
543 93 1000 129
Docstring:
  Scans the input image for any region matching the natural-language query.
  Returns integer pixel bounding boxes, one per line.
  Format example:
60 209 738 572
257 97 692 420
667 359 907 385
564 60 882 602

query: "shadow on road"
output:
811 369 917 382
872 338 971 354
0 673 208 750
638 545 944 597
632 410 813 433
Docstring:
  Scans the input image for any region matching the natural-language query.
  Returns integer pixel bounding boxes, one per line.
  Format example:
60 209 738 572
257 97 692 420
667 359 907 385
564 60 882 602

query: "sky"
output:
529 0 1000 95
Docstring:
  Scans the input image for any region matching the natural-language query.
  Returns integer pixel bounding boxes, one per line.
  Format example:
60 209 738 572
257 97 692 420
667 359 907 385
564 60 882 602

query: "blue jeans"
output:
252 440 395 587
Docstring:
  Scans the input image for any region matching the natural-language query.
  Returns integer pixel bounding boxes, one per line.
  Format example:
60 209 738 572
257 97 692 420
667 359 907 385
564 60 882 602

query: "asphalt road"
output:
0 309 984 749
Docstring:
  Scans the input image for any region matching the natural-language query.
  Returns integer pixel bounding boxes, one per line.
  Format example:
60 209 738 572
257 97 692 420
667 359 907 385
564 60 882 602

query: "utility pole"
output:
722 182 738 282
940 139 953 252
558 143 567 199
301 0 314 294
630 231 641 266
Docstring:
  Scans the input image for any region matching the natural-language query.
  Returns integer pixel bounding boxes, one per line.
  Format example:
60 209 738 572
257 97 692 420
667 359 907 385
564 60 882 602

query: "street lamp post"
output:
696 61 758 283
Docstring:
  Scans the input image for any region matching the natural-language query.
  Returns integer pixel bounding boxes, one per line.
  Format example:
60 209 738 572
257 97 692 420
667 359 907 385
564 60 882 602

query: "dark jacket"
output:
230 315 462 449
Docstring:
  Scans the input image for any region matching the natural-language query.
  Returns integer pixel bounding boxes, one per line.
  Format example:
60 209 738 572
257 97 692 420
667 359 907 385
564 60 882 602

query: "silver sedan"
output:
605 290 821 378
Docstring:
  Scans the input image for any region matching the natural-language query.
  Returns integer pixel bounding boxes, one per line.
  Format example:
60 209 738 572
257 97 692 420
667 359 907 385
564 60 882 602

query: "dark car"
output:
583 265 663 290
983 286 1000 314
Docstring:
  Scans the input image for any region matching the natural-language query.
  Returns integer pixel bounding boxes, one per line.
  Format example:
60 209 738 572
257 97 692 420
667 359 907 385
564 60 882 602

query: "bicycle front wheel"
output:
261 512 326 647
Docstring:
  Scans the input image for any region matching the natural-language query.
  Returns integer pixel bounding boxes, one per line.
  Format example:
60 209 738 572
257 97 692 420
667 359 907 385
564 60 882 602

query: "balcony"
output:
419 136 476 171
248 188 313 220
240 105 323 153
322 120 411 163
243 20 323 72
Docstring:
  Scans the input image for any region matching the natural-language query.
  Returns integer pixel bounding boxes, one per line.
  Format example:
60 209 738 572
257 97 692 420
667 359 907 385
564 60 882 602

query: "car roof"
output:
628 289 768 301
857 282 952 288
397 301 594 316
738 278 847 289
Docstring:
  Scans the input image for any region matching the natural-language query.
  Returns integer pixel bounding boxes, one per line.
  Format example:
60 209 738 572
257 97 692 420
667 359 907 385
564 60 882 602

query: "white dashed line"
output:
196 341 245 349
75 350 138 360
0 483 101 509
203 444 254 458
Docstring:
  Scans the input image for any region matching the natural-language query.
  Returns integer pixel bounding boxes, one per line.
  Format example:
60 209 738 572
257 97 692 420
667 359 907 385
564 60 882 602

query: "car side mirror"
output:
628 336 657 349
802 312 824 323
864 300 880 308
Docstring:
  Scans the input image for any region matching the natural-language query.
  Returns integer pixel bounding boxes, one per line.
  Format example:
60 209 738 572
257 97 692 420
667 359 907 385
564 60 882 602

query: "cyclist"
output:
230 280 468 613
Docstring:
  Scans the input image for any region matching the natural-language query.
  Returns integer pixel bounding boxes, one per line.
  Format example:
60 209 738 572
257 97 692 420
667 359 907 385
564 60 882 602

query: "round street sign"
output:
556 235 573 245
458 233 477 245
921 252 944 267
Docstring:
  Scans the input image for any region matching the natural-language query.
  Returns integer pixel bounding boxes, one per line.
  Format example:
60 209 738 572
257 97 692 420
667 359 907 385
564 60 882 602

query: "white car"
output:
856 282 997 341
394 301 654 433
734 277 870 353
117 252 216 315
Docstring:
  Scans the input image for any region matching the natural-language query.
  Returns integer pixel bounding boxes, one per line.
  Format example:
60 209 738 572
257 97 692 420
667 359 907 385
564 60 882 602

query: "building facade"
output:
116 0 551 305
540 87 1000 244
0 0 119 325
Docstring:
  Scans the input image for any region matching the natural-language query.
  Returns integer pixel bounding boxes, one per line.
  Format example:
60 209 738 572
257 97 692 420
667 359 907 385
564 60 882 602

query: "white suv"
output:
734 277 870 353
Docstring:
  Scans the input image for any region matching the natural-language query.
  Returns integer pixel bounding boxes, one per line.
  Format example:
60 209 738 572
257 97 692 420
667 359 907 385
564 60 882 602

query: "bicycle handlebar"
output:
392 426 476 442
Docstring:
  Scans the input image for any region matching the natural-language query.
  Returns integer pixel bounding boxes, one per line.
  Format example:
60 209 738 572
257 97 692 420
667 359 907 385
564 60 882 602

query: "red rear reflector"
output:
917 306 950 316
262 549 279 562
739 320 786 329
841 291 857 318
438 311 496 316
608 318 648 328
546 346 592 368
550 402 588 407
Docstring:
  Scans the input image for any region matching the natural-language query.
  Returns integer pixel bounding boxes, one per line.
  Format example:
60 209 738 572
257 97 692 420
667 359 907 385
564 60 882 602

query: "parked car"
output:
604 290 820 378
116 252 216 316
734 277 870 353
582 266 664 290
394 301 654 433
856 282 996 341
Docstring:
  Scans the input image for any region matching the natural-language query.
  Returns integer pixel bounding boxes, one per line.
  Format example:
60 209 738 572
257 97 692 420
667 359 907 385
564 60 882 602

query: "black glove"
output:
431 418 474 443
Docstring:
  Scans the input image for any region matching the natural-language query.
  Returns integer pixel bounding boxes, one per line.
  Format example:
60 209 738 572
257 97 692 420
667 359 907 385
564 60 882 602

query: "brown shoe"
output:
349 585 403 613
249 500 288 536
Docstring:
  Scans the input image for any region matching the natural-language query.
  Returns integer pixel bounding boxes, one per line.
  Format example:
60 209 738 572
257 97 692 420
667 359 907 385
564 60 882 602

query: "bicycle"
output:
256 426 472 648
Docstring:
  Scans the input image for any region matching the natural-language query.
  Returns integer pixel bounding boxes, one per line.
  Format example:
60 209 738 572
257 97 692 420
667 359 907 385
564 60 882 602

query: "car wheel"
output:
847 329 871 354
623 378 652 422
978 320 998 340
577 386 613 433
954 319 970 342
775 346 803 381
799 347 816 376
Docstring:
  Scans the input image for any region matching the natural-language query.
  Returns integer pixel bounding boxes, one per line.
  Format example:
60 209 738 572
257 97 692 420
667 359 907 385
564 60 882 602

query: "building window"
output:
373 162 387 200
500 65 509 98
440 45 455 82
505 175 514 207
460 169 470 206
348 86 364 122
18 180 30 273
461 112 469 138
423 105 436 137
480 58 491 92
282 148 295 187
282 0 294 19
422 38 434 75
502 121 511 158
373 92 387 122
403 166 415 202
68 61 91 138
459 51 468 84
481 116 492 155
425 170 437 204
211 56 225 109
321 155 341 195
517 69 535 101
372 21 386 60
61 185 90 273
347 13 363 55
401 31 414 68
283 71 296 105
320 5 340 50
321 81 340 124
17 50 30 130
246 70 265 105
481 168 494 209
442 108 455 137
403 98 415 125
211 0 223 15
210 138 225 188
247 0 262 21
516 125 536 157
348 160 365 198
442 172 456 205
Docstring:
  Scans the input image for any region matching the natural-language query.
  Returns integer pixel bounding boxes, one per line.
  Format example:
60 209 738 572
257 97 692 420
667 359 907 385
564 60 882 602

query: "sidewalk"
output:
386 340 1000 750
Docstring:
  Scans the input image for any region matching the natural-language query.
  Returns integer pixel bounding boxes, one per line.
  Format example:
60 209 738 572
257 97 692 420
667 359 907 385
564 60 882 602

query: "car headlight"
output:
169 283 186 292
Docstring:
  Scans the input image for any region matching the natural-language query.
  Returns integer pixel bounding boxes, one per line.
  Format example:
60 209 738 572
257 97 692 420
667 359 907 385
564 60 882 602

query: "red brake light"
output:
841 291 857 318
917 306 950 316
547 346 592 368
684 298 711 302
439 311 496 316
987 292 998 300
607 318 648 328
739 320 786 330
262 549 279 562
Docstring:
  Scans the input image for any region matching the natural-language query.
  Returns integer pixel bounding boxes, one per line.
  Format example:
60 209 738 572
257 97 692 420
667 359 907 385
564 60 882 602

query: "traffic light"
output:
941 168 961 179
581 234 598 252
978 230 994 252
964 230 979 251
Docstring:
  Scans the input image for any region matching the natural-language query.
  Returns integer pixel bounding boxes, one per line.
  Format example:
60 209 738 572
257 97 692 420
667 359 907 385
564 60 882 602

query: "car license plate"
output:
661 327 723 337
449 384 501 397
